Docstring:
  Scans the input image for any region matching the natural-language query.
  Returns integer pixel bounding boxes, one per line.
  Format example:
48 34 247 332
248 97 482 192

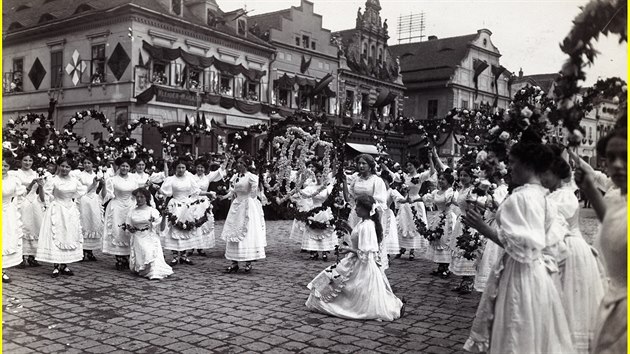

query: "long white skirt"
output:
197 197 216 249
306 252 402 321
3 201 24 268
102 198 135 256
20 192 45 255
396 202 429 256
301 210 337 252
561 235 605 353
79 192 104 250
161 197 206 251
130 230 173 280
222 196 266 261
449 216 478 276
474 240 503 292
36 200 83 264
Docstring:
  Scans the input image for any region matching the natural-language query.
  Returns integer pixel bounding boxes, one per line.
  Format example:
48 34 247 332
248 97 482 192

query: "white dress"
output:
300 184 337 252
422 188 458 263
9 169 45 256
382 188 404 255
36 176 86 264
3 175 26 268
160 172 207 251
221 172 267 261
548 183 605 353
102 174 138 256
305 219 403 321
397 172 431 254
463 184 574 353
192 169 225 249
591 192 627 354
450 186 487 276
127 206 173 280
474 184 509 292
347 174 388 228
74 171 104 250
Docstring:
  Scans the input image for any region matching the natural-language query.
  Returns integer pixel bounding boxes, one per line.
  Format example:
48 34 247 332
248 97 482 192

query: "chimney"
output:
428 35 438 41
518 68 523 78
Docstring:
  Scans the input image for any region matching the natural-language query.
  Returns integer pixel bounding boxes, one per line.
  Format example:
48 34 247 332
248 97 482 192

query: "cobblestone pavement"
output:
3 208 601 354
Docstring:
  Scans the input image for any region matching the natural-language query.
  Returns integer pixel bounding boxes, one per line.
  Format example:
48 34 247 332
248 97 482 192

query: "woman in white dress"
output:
462 141 573 353
541 147 604 353
220 155 266 273
299 165 336 261
573 126 626 354
75 156 105 261
3 157 26 283
160 159 208 266
380 172 404 260
305 195 404 321
127 188 173 280
9 154 44 267
422 172 458 278
102 158 138 270
344 154 388 227
36 158 90 277
188 158 226 256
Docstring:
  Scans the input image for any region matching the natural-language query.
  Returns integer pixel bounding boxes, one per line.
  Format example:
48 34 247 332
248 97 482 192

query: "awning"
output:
346 143 388 155
372 88 397 108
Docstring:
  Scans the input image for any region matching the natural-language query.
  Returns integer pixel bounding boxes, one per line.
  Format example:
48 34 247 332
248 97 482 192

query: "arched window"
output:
362 43 368 58
378 48 383 63
370 45 375 62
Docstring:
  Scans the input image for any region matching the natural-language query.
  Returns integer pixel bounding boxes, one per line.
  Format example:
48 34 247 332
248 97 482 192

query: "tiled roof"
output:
514 73 560 93
389 34 478 85
3 0 272 49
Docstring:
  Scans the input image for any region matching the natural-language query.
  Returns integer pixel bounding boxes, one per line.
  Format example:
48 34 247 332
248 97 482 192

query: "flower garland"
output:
424 211 446 242
163 198 213 231
455 223 483 261
119 223 150 233
409 204 427 235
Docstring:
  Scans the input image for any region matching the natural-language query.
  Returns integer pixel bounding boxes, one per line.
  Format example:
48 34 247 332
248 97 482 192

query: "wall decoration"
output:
65 49 87 86
107 43 131 81
28 57 46 90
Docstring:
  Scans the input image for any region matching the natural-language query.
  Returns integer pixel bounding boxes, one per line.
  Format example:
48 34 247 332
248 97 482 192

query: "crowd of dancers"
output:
2 121 626 353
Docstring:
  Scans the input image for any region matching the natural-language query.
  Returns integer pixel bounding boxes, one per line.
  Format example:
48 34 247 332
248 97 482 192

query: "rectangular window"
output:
11 58 23 92
473 102 479 110
344 90 354 117
172 0 181 15
286 53 292 61
220 75 233 96
361 93 369 117
278 88 289 107
51 51 63 88
243 81 259 101
295 37 300 46
152 61 168 84
324 63 330 70
302 35 310 49
188 69 201 90
91 44 106 83
311 42 316 50
427 99 438 119
278 52 285 60
461 100 468 109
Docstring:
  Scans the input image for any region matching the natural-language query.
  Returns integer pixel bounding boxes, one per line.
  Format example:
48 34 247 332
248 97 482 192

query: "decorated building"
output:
2 0 276 157
511 69 560 97
390 29 512 158
331 0 407 161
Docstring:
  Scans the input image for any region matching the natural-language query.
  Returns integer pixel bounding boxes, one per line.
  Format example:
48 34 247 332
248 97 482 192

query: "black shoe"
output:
179 257 194 265
226 264 239 273
409 253 415 261
27 256 41 267
170 258 179 266
60 267 74 276
86 252 97 262
17 261 26 269
2 272 11 283
322 253 328 261
243 263 252 272
51 268 60 278
309 253 319 260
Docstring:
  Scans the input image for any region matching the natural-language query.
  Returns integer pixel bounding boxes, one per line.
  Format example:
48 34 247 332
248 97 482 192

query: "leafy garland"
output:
455 224 483 261
409 204 427 235
164 198 213 231
424 211 446 242
119 223 150 233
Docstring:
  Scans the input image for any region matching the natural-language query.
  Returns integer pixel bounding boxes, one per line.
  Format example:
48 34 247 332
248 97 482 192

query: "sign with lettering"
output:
226 115 261 127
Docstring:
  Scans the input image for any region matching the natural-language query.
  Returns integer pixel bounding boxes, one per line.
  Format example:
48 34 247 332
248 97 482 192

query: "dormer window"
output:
172 0 182 16
38 13 56 23
238 19 247 36
74 3 94 14
8 22 24 31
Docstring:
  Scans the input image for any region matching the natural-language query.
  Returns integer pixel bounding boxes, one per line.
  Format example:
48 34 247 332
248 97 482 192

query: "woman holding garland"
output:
573 125 627 354
75 155 105 262
299 164 336 261
102 157 138 270
344 154 388 228
462 141 573 353
541 146 604 353
3 157 26 283
305 195 404 321
127 188 173 280
36 157 89 278
219 155 267 273
160 159 208 266
422 172 458 278
188 157 227 256
449 165 487 294
9 153 44 267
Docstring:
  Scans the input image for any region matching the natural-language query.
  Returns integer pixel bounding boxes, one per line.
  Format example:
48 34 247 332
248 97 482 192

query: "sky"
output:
220 0 627 86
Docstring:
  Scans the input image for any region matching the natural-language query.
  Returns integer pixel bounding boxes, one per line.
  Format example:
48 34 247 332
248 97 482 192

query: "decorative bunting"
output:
28 58 46 90
65 49 87 86
472 59 489 99
300 55 312 74
107 43 131 81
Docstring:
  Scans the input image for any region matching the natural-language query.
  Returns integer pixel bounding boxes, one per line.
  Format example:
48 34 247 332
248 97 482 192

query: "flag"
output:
473 59 489 99
300 55 312 74
185 114 192 128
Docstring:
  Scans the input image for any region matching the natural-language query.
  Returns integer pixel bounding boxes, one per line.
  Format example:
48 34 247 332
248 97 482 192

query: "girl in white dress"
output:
573 126 627 354
127 188 173 280
462 141 573 353
160 160 207 266
305 195 404 321
37 158 90 278
220 156 267 273
9 154 45 267
541 148 604 353
422 172 458 278
75 156 105 261
299 165 336 261
3 157 26 283
380 172 404 259
102 158 138 270
345 154 388 228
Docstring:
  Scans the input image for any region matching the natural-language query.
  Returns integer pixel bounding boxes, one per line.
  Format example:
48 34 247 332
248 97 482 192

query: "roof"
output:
248 9 292 35
3 0 272 49
389 34 478 85
514 73 560 93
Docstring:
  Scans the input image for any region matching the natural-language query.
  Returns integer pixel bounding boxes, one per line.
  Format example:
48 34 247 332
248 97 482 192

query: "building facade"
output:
390 29 512 157
3 0 275 157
